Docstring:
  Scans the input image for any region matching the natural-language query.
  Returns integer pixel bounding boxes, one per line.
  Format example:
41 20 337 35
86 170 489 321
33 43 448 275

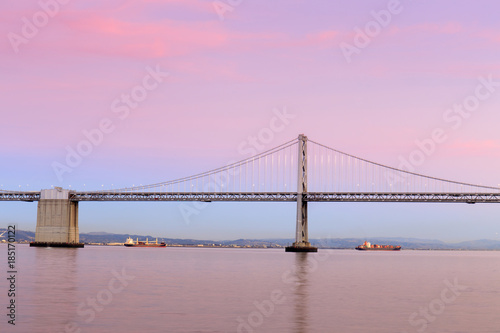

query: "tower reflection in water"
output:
292 252 310 333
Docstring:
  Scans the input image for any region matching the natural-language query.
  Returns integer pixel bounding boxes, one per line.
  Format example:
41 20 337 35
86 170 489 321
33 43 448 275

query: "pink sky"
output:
1 0 500 241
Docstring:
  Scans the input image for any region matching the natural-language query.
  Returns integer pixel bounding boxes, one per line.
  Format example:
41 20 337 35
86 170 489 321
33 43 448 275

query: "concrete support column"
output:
31 188 83 248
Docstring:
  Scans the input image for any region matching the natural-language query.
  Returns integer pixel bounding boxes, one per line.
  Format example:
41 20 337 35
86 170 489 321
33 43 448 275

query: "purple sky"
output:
1 0 500 241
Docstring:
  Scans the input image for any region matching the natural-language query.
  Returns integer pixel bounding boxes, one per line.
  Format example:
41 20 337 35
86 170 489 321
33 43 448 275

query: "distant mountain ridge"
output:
2 228 500 250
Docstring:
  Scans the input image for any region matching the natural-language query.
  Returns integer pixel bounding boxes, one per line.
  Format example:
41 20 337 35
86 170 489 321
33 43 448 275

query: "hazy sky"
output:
1 0 500 242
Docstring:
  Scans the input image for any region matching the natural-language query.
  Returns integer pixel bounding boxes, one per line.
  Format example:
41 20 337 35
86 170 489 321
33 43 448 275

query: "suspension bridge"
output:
1 134 499 251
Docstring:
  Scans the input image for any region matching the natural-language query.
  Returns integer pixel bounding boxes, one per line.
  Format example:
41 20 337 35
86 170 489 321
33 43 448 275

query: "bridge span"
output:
1 134 499 251
3 191 500 203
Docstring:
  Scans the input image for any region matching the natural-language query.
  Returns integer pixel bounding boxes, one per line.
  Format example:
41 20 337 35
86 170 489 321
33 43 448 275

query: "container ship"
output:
124 237 166 247
355 241 401 251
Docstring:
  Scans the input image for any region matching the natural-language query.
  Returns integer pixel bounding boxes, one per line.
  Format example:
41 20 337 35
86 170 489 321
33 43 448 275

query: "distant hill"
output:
78 232 220 246
310 237 500 250
2 228 500 250
0 228 35 242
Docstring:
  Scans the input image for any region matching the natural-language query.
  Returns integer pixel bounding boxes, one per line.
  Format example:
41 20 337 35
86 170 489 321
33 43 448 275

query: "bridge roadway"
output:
2 191 500 203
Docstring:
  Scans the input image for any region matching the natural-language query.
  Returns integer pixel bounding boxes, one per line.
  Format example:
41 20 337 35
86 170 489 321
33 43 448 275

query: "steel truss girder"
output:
2 191 500 203
0 192 40 201
71 192 298 202
304 192 500 203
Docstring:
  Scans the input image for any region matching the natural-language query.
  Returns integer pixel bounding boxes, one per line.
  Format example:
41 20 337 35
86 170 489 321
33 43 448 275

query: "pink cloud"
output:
405 22 463 35
54 13 228 59
446 140 500 157
0 1 226 59
138 0 213 12
305 30 339 44
332 20 500 80
475 28 500 44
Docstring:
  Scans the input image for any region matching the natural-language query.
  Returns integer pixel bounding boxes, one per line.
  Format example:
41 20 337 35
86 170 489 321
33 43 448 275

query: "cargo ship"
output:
124 237 166 247
355 241 401 251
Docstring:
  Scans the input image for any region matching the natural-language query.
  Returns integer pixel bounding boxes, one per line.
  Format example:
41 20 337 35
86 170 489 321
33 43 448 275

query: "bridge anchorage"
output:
2 133 500 251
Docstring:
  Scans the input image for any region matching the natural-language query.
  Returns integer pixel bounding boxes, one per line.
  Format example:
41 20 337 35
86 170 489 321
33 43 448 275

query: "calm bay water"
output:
2 244 500 332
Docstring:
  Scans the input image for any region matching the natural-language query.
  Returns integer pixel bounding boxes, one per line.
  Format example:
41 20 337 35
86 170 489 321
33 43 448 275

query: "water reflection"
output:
292 253 310 333
33 248 80 331
14 246 500 332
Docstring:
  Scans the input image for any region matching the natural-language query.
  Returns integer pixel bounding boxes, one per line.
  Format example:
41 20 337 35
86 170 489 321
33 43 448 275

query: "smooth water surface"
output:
1 245 500 332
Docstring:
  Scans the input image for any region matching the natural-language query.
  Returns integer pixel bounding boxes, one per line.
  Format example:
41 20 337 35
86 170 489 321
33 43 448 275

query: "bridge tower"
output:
30 188 83 248
285 134 318 252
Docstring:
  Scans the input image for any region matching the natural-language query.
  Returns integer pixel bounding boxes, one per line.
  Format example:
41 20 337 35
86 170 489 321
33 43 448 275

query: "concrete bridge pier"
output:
30 188 83 248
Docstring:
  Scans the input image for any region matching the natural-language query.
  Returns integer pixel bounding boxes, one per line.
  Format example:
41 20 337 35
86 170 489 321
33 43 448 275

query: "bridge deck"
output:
2 191 499 203
0 192 40 201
